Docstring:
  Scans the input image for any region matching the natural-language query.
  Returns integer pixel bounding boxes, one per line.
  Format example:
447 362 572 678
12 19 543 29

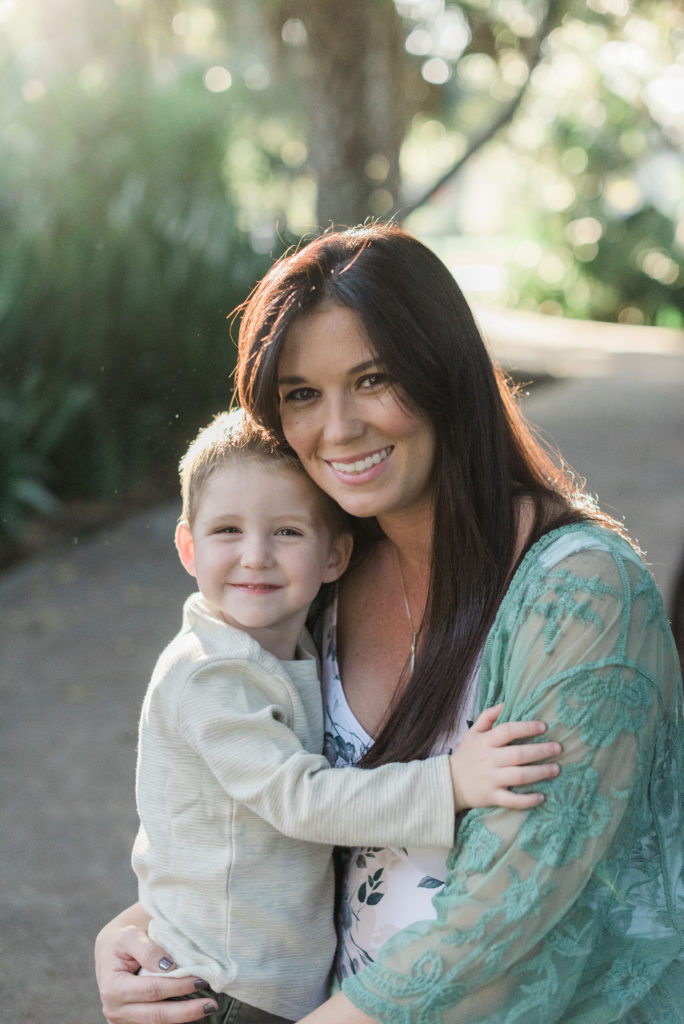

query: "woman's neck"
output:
376 502 434 573
375 505 433 637
375 493 536 596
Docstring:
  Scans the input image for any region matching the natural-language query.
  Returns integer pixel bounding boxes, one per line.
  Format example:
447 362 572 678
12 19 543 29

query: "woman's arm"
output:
298 991 378 1024
94 903 218 1024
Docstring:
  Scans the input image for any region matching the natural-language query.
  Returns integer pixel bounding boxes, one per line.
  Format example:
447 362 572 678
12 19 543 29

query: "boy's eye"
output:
276 527 303 537
217 526 240 534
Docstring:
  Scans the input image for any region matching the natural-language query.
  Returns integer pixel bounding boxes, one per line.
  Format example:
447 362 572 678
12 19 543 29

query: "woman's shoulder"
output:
479 520 682 716
505 521 667 635
514 520 650 593
496 520 678 681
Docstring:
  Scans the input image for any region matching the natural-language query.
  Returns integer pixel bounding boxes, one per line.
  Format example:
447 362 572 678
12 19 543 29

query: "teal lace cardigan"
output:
342 524 683 1023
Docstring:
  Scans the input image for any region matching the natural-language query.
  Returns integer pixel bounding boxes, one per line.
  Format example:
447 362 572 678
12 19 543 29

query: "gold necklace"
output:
395 547 417 674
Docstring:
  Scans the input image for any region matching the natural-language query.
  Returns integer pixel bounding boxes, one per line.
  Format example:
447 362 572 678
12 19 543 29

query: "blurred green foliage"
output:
397 0 684 324
1 0 682 553
0 30 269 552
0 370 92 540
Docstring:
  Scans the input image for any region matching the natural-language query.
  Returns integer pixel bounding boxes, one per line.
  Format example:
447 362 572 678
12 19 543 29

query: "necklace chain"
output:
395 547 417 674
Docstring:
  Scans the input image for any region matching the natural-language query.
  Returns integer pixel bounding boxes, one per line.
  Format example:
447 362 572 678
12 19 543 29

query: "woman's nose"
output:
322 396 365 446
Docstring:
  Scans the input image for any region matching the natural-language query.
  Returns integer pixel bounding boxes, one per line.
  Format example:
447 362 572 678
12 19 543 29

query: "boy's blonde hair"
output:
179 409 347 535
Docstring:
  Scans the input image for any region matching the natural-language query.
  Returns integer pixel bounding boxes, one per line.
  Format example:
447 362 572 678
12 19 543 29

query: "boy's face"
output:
176 459 351 651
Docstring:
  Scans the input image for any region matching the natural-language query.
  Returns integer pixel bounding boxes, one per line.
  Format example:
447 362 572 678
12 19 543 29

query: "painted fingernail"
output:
204 1004 218 1015
158 957 174 971
194 978 209 990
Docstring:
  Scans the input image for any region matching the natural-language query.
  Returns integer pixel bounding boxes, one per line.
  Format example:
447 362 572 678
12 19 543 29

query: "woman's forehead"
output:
278 304 379 378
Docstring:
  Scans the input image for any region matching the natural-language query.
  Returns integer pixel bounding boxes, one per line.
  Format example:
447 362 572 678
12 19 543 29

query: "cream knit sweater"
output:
132 593 455 1019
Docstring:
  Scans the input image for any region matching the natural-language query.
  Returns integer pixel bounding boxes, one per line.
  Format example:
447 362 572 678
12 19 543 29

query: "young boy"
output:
132 410 559 1023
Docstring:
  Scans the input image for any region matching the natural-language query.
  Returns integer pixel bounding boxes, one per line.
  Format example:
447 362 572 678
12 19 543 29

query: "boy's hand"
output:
449 704 561 812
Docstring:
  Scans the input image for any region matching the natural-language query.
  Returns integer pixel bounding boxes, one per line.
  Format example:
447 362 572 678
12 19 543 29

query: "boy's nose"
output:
239 537 273 569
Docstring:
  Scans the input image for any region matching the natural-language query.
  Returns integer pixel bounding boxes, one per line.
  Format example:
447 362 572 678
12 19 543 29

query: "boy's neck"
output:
246 626 302 662
210 604 308 662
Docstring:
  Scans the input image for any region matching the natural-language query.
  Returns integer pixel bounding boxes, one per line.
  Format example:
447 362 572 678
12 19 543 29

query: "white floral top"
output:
320 595 480 982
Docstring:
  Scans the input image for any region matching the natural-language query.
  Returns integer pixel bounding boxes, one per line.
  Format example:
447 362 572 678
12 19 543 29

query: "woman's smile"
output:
278 304 436 523
327 445 394 478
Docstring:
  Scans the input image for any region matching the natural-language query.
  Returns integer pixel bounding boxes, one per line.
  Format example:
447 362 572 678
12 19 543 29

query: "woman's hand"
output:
449 704 562 811
94 903 218 1024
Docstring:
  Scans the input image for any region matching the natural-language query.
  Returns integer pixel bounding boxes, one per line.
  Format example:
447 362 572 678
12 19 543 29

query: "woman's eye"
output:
358 372 389 390
280 386 318 403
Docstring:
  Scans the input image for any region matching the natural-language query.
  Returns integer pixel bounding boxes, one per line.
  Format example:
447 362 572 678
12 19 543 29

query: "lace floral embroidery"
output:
448 815 500 876
528 568 619 653
341 525 683 1023
519 761 612 867
556 664 652 747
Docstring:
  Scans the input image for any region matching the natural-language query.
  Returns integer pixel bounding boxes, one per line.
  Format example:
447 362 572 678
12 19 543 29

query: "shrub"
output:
0 58 270 547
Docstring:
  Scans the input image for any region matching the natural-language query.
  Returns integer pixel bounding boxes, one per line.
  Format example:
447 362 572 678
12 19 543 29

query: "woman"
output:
96 225 683 1023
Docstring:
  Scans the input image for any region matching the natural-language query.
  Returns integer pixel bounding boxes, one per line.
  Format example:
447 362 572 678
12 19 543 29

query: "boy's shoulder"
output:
158 591 263 667
151 592 316 686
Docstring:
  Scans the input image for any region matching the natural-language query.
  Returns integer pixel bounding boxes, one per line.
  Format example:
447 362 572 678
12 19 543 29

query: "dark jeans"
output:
181 987 294 1024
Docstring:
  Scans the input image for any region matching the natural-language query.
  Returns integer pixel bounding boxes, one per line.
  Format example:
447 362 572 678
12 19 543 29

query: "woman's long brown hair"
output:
236 224 621 767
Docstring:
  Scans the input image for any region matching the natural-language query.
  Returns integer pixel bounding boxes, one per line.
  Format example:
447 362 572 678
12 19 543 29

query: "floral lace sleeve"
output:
341 528 684 1023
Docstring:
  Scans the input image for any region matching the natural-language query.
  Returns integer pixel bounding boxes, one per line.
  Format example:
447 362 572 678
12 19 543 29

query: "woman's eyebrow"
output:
278 359 381 386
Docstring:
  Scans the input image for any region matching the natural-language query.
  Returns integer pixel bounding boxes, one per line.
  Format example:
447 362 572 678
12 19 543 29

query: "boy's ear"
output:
175 521 197 578
321 530 353 584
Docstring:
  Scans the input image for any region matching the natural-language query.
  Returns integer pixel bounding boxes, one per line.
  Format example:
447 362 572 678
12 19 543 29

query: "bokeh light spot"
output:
370 188 394 215
421 57 451 85
514 240 542 268
566 217 603 246
639 249 679 286
204 66 232 93
244 63 270 91
365 153 390 183
561 147 589 175
281 139 307 168
538 252 570 284
538 299 564 316
406 28 432 56
458 52 496 90
617 305 644 325
542 180 576 213
172 12 188 36
604 176 642 216
499 51 529 88
281 18 307 46
21 79 45 103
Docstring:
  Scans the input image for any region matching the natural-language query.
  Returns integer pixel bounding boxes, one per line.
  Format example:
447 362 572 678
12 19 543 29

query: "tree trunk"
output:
299 0 408 229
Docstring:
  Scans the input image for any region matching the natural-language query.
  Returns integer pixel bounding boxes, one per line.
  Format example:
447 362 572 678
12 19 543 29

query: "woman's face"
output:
277 303 436 524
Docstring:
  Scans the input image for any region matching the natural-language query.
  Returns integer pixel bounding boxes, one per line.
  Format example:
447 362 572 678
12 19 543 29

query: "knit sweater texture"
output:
132 593 456 1019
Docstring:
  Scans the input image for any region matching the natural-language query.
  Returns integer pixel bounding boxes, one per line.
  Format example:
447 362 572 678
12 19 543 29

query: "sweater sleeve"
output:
341 538 683 1022
177 658 456 850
